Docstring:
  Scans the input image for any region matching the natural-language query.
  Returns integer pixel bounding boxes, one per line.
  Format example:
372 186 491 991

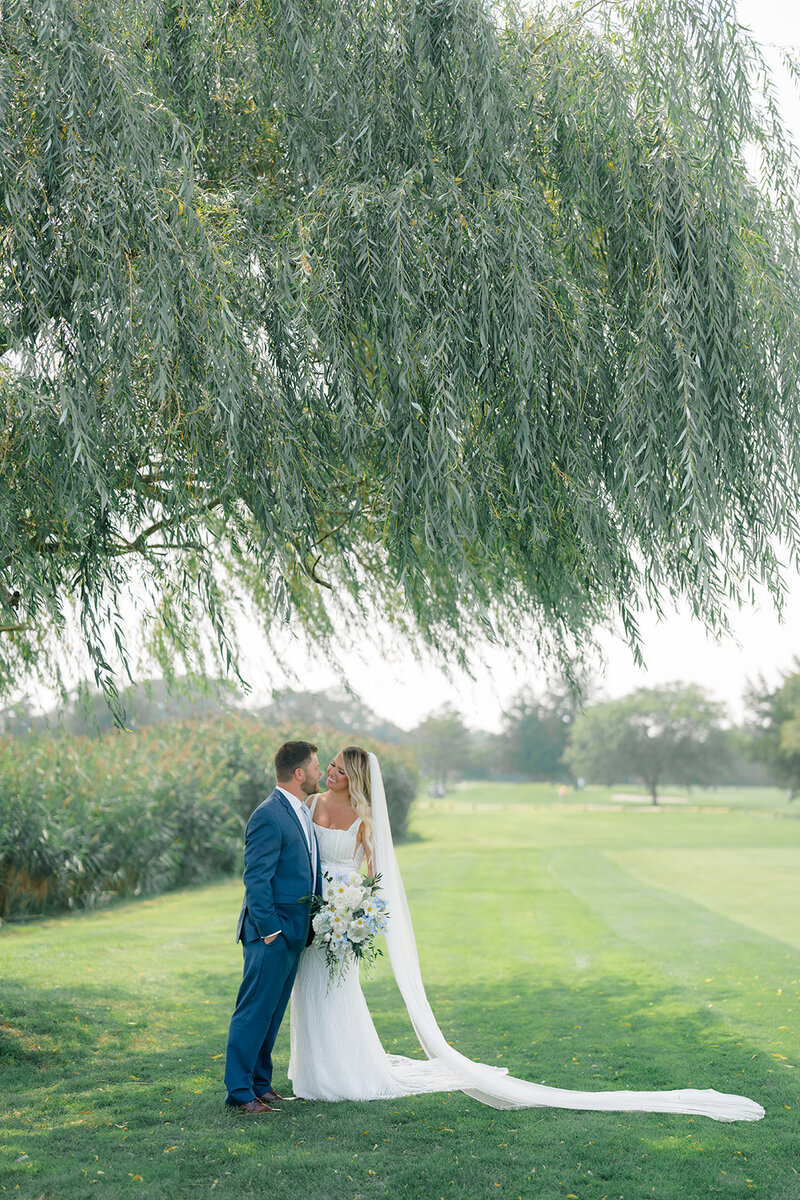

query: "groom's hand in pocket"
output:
263 932 280 945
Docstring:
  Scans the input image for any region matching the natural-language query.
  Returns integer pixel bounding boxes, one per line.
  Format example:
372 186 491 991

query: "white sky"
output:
249 0 800 733
248 583 800 732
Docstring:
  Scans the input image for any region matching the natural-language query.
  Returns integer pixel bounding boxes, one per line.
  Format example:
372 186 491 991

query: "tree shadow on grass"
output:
1 974 227 1101
3 967 781 1107
1 972 791 1200
362 972 777 1098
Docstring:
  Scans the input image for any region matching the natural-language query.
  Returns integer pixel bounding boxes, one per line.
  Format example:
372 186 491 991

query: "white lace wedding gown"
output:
288 800 462 1100
288 765 765 1120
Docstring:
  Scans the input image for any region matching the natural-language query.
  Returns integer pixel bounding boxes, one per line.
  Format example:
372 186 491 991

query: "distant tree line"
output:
412 674 800 803
5 671 798 803
410 681 797 803
4 663 800 921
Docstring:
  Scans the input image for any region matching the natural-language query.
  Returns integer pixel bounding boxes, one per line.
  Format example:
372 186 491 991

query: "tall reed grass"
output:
0 716 417 919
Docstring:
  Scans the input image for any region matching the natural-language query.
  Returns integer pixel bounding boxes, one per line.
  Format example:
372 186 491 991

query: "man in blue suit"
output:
224 740 323 1112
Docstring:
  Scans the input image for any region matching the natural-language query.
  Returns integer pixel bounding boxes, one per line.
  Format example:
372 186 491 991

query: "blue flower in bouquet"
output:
312 909 333 935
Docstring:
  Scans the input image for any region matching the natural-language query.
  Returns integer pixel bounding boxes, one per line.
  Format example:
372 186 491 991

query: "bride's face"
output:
326 753 349 795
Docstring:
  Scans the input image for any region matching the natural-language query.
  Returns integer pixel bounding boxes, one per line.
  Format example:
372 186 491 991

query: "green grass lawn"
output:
2 794 799 1199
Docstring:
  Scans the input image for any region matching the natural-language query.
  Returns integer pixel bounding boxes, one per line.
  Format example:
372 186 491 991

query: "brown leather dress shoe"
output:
257 1088 284 1104
228 1099 274 1114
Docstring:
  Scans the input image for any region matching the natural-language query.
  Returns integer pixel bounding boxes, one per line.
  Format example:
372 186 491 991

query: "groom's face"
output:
298 752 322 796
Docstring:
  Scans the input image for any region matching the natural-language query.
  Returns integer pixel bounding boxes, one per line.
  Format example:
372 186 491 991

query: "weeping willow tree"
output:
1 0 800 696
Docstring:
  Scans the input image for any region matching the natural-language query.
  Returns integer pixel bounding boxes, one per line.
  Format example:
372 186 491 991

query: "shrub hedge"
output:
0 717 418 919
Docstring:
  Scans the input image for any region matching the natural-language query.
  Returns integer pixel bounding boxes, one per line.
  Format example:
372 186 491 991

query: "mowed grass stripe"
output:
548 848 800 1056
2 800 799 1199
609 847 800 949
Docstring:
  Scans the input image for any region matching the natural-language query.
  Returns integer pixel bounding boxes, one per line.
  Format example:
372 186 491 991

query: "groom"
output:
224 740 323 1112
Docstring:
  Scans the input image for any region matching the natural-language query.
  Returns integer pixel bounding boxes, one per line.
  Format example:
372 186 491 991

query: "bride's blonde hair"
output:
342 745 373 853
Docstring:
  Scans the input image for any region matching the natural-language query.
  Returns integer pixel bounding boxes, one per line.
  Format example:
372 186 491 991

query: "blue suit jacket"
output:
236 789 321 951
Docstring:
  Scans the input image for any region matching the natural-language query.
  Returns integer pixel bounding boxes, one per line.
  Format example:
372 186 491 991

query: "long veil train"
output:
367 753 764 1121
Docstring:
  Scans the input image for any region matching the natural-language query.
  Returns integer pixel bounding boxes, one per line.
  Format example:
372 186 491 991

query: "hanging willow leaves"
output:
1 0 800 693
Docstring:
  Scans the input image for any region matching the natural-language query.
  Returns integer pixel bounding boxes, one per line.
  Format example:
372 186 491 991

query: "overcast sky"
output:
247 0 800 733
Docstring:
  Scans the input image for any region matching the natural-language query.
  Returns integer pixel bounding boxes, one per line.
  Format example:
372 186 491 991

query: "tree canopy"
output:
255 688 406 743
412 704 473 787
563 682 727 802
3 0 800 698
501 678 589 780
747 666 800 798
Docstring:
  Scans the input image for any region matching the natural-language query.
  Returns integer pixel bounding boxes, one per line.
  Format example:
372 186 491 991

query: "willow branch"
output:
532 0 617 53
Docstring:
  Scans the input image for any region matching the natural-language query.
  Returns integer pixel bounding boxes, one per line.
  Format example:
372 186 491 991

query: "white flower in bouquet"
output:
340 884 364 909
322 879 336 903
348 915 370 943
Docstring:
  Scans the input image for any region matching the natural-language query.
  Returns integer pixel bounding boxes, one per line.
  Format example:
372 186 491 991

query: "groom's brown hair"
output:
274 740 318 782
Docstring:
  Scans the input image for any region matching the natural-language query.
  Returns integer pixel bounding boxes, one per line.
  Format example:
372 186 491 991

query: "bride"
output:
288 747 764 1121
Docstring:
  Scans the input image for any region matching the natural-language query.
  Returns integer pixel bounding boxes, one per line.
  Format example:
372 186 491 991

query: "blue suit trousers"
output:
224 933 301 1105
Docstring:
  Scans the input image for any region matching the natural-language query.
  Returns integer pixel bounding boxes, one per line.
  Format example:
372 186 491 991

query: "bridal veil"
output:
367 753 764 1121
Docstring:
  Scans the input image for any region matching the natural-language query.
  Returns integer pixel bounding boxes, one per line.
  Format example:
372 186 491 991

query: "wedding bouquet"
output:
308 871 388 988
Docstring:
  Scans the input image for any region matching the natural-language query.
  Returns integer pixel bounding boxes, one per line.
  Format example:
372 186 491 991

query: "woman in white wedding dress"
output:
289 747 459 1100
289 747 764 1121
